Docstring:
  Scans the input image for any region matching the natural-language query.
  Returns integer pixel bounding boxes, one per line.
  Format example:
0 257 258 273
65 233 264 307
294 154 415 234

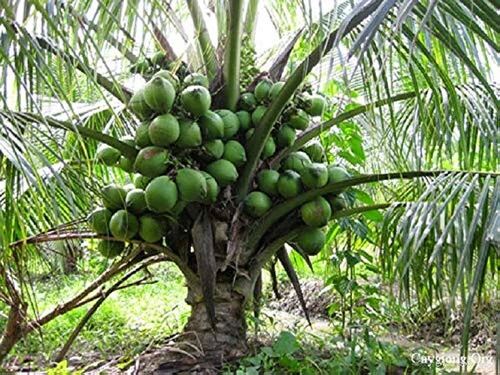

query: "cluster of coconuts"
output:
90 60 350 258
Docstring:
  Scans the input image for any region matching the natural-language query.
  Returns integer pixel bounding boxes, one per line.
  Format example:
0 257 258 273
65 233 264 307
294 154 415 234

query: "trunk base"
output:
135 284 247 374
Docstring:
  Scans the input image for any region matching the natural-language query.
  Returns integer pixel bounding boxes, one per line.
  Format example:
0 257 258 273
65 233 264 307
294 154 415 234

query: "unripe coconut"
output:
149 114 180 146
303 141 325 162
282 151 312 174
251 105 267 126
295 228 325 255
203 139 224 160
97 240 124 258
153 70 180 90
254 79 272 102
125 188 147 214
301 162 328 189
244 191 272 218
261 136 276 159
200 171 220 204
328 194 347 211
206 159 238 187
288 109 310 130
216 109 240 139
175 119 202 148
176 168 208 202
180 85 211 117
239 92 257 111
118 156 135 173
135 121 152 148
236 110 252 131
128 88 154 119
268 81 285 102
303 94 326 116
101 184 127 210
134 146 169 177
257 169 280 196
223 140 247 167
276 125 296 148
88 208 113 235
145 176 178 213
300 197 331 227
184 73 209 88
199 111 224 140
138 215 164 243
96 144 121 166
109 209 139 240
327 165 350 184
277 170 302 198
143 76 176 114
133 174 152 189
130 59 149 74
150 51 167 66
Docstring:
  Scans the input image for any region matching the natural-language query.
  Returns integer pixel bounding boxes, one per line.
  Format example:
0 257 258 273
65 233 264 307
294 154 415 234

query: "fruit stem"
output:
243 0 259 43
223 0 244 111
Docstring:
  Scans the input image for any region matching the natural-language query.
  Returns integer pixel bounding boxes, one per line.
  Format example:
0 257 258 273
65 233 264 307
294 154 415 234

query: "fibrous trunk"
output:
138 283 248 374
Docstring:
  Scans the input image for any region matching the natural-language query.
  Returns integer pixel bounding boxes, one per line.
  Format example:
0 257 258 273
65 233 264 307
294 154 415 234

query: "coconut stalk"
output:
223 0 244 110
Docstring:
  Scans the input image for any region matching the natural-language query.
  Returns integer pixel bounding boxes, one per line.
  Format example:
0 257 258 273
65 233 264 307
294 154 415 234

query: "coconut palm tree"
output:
0 0 497 372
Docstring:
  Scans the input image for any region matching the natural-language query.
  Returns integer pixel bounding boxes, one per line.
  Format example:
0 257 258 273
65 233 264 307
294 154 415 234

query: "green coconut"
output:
282 151 312 174
200 171 220 204
268 81 285 102
206 159 238 187
261 136 276 159
176 168 208 202
300 197 331 227
118 156 135 173
257 169 280 196
145 176 178 213
236 110 252 131
216 109 240 140
202 139 225 160
128 88 154 119
276 125 296 148
301 162 328 189
254 79 272 102
134 146 169 177
175 119 202 148
328 194 347 211
223 140 247 167
199 111 224 140
327 165 350 184
138 215 164 243
180 85 211 117
88 208 113 235
150 51 167 66
251 105 267 126
295 228 325 256
96 144 121 166
184 73 209 88
148 114 180 146
101 184 127 210
303 141 325 162
143 76 176 114
135 121 152 148
303 94 326 116
125 188 147 214
133 174 152 189
109 209 139 240
288 109 310 130
97 240 125 258
152 70 180 90
239 92 257 111
277 170 302 198
130 59 149 74
244 191 272 218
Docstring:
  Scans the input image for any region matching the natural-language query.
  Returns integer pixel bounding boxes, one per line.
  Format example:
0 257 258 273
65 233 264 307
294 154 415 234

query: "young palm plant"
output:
0 0 497 371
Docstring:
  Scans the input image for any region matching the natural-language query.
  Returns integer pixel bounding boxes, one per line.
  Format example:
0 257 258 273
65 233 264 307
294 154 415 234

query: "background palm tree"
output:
0 0 497 371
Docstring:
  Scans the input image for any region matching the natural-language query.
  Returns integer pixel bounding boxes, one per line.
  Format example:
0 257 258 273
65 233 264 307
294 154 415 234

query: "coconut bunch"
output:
91 63 350 258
